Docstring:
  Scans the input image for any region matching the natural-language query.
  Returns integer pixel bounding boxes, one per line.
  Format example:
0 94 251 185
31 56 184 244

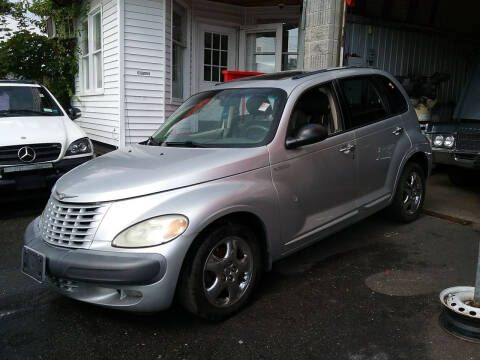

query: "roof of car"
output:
214 67 394 94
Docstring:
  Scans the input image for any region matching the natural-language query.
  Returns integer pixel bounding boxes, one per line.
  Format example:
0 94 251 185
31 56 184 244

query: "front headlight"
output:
444 135 455 148
112 215 189 248
433 135 444 147
65 137 93 156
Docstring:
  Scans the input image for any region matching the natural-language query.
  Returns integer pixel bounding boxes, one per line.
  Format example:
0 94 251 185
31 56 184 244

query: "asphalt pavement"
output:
1 184 480 360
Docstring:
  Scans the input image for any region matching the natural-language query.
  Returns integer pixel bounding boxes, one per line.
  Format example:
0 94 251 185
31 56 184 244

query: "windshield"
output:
150 88 287 147
0 86 63 117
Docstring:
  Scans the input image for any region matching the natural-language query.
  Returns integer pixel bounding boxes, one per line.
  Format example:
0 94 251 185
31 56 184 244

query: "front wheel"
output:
178 222 262 320
387 162 426 222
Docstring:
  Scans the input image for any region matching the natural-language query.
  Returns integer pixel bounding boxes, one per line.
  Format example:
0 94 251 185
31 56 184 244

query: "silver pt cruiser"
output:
22 68 432 320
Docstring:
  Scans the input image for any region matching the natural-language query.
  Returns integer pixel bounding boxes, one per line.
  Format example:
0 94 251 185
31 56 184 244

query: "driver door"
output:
270 83 358 252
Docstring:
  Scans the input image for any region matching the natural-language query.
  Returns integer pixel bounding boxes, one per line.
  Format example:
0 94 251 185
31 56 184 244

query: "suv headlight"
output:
65 137 93 156
443 135 455 148
112 215 189 248
433 135 444 147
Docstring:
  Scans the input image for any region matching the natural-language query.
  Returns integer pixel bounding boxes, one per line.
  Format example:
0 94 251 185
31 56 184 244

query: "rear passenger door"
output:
337 75 411 208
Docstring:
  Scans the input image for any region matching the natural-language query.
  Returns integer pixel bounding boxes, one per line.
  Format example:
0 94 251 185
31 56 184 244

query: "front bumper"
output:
23 218 180 312
0 156 93 191
432 148 480 170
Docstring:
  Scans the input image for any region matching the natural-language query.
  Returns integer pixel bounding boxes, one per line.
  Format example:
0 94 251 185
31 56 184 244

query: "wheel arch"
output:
407 152 429 177
391 150 430 202
179 209 272 284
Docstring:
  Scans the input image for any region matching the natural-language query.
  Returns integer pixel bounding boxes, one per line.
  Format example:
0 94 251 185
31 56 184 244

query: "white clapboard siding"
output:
124 0 166 144
73 0 120 147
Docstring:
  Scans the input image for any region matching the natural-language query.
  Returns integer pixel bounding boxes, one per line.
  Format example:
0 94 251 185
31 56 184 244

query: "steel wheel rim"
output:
202 236 254 308
402 171 423 215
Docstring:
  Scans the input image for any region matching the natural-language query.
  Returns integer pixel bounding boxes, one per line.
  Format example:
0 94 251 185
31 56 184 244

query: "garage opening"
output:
343 0 480 125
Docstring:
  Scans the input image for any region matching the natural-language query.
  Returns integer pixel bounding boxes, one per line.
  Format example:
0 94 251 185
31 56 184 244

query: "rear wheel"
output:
178 222 262 320
387 162 426 222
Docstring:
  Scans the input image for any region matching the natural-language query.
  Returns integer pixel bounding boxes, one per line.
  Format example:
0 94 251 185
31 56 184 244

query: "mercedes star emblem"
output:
17 146 36 163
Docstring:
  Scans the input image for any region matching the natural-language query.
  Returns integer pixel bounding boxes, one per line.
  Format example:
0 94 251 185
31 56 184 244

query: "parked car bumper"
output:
432 148 480 170
23 218 185 312
0 156 93 191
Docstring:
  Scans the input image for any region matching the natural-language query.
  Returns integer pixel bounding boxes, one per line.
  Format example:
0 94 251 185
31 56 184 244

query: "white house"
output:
70 0 478 149
72 0 309 148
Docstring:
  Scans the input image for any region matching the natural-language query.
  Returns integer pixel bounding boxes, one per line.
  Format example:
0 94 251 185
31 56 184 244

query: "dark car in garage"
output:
425 59 480 185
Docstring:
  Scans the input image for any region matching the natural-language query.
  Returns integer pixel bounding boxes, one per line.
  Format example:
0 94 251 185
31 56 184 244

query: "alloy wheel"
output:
402 171 423 215
202 236 253 308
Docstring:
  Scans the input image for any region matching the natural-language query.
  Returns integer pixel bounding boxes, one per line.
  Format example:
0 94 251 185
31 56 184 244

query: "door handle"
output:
339 143 355 154
392 127 404 136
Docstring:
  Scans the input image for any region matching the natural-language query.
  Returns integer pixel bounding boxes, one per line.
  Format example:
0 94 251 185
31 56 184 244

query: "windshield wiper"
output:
147 136 160 146
163 141 208 148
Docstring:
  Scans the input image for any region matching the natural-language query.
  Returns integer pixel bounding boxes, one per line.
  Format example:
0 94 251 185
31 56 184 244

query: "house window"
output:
81 9 103 92
46 17 56 38
172 3 187 99
282 25 298 70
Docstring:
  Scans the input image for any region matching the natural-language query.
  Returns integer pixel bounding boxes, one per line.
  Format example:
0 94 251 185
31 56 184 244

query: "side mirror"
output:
68 107 81 120
286 124 328 149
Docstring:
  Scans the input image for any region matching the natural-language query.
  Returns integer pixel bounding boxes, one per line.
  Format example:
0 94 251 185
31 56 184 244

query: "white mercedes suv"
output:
0 80 94 194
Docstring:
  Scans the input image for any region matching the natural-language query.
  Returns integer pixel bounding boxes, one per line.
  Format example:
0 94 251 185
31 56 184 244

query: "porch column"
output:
303 0 345 70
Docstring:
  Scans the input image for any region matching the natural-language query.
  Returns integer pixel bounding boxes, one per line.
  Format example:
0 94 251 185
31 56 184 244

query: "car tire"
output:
387 162 426 223
178 221 262 321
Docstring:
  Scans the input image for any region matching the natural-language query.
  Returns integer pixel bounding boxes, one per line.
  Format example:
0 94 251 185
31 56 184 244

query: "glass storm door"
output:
239 24 283 73
198 24 237 92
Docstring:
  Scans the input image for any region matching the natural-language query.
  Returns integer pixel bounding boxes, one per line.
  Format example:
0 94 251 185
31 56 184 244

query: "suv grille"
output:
456 128 480 152
0 143 62 165
39 197 109 249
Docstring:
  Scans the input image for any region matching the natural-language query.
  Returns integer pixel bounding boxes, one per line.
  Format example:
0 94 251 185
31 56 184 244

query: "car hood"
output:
425 121 480 134
54 144 270 203
0 116 67 146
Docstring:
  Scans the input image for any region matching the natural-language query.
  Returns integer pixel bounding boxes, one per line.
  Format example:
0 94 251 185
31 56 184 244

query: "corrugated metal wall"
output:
344 20 471 104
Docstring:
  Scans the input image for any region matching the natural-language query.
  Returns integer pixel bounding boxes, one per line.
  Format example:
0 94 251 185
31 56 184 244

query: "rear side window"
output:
374 75 408 115
339 77 388 129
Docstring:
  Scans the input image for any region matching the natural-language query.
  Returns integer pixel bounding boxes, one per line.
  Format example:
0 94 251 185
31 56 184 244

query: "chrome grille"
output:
456 128 480 151
0 143 61 165
39 197 109 249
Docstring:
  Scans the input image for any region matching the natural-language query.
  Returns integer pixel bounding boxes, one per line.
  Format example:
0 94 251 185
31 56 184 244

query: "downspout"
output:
118 0 126 148
337 0 347 67
299 0 306 70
